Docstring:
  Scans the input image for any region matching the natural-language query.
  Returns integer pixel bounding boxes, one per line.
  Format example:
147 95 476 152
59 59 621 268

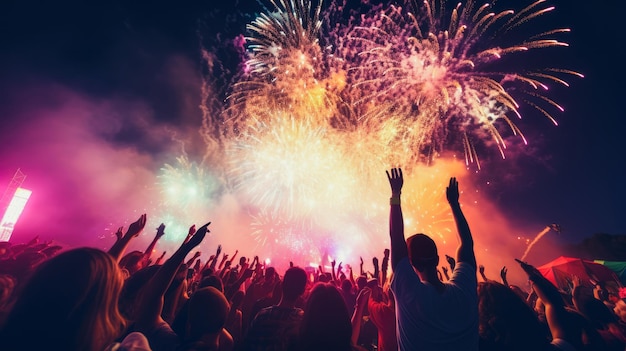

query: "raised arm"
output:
351 288 371 346
500 266 509 286
373 257 380 281
108 214 147 262
441 266 450 281
517 259 581 348
359 257 364 277
209 245 222 271
381 249 389 285
135 222 210 332
155 251 167 266
447 178 476 269
186 251 201 267
445 254 456 271
349 265 356 286
479 265 488 282
142 223 166 265
387 168 408 270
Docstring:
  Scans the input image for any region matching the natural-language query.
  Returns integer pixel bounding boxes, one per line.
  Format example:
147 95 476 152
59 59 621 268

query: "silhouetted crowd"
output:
0 169 625 351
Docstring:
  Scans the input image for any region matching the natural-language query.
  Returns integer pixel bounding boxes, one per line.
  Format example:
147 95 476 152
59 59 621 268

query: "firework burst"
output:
159 156 219 208
226 113 358 218
338 0 582 163
156 156 219 241
250 208 318 256
180 0 580 264
225 0 344 132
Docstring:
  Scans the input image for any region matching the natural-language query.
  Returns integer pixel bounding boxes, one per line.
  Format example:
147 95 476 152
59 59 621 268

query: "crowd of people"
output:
0 168 625 351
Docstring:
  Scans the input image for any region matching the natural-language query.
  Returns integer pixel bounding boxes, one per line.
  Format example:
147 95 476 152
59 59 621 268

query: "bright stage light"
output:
0 188 32 242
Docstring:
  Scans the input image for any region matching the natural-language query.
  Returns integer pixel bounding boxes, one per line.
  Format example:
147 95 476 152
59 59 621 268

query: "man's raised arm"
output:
387 168 408 270
446 177 476 269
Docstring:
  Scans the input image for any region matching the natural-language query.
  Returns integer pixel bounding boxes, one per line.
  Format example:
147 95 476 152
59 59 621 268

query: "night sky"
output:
0 0 624 256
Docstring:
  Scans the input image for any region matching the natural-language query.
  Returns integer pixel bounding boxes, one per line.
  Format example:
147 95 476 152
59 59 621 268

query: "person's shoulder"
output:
455 261 476 270
106 332 153 351
257 305 302 320
391 258 423 297
392 257 421 284
392 257 413 276
451 261 477 278
276 306 304 319
252 306 275 320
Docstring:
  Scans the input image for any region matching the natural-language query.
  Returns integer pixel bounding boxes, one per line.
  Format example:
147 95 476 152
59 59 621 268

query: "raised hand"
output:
386 168 404 195
126 214 147 238
115 226 124 241
185 222 210 249
442 266 450 280
156 223 166 238
446 177 460 205
108 214 146 261
242 268 254 280
515 258 542 280
479 265 488 281
185 225 196 244
445 254 456 271
500 266 509 286
26 235 40 246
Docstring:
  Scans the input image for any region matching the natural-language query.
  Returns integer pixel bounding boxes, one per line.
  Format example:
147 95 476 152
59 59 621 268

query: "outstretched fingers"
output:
187 222 210 248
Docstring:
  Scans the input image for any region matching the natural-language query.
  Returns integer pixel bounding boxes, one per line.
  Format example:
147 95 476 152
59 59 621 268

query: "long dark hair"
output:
299 283 352 351
0 248 126 351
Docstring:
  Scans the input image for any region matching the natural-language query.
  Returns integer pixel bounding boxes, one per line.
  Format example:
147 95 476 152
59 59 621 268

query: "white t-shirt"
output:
391 258 478 351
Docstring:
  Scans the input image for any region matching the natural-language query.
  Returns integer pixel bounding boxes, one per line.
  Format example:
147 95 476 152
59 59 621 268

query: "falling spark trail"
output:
521 225 552 261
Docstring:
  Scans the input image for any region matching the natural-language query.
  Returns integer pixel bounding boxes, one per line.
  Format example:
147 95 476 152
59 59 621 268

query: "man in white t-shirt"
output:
386 168 478 351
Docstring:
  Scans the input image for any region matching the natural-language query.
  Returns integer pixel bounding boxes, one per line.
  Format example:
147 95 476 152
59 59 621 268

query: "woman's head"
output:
478 281 549 351
119 250 145 276
187 287 230 341
299 283 352 351
0 248 125 351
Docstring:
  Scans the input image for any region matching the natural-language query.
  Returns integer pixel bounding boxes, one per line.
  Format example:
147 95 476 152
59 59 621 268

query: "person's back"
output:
386 169 478 351
244 266 307 351
392 251 477 350
244 305 303 351
367 285 397 351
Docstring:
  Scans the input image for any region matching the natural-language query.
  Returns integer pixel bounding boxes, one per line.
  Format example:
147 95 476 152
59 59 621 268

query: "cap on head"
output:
406 234 438 270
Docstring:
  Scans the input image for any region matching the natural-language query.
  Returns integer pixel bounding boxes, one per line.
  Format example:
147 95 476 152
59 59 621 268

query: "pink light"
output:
0 188 32 242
